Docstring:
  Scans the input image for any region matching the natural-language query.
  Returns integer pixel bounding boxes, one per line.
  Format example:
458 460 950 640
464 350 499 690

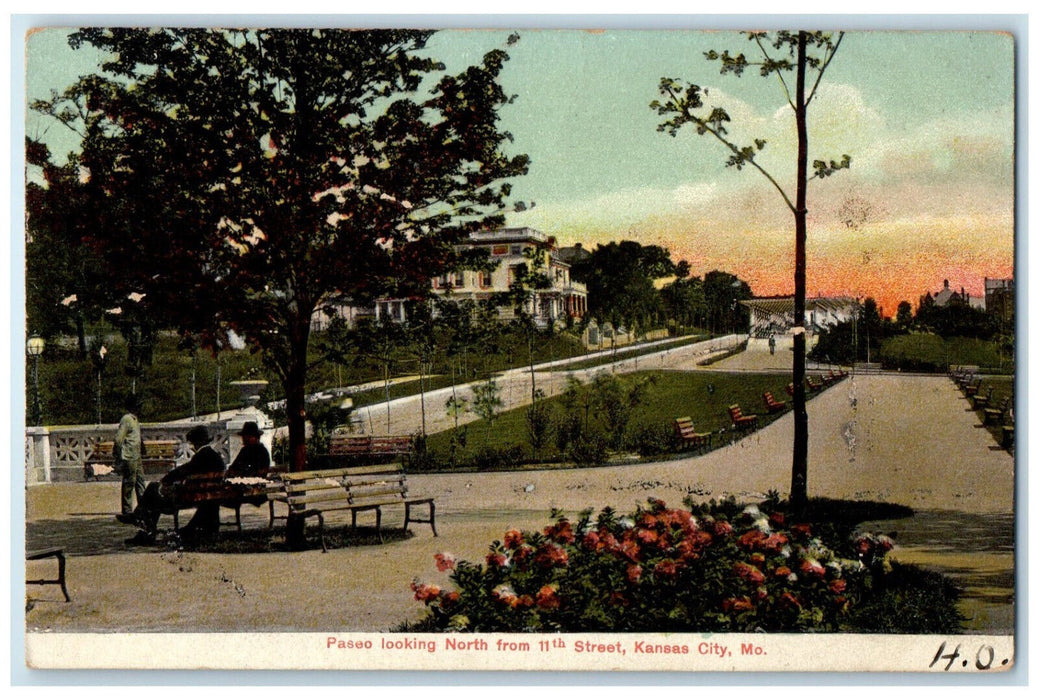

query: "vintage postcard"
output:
20 21 1017 674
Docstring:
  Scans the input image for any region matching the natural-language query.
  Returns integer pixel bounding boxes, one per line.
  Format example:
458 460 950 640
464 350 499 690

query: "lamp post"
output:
26 335 45 425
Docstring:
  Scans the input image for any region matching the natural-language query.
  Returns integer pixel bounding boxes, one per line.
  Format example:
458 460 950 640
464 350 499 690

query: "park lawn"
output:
880 333 1014 374
422 369 833 468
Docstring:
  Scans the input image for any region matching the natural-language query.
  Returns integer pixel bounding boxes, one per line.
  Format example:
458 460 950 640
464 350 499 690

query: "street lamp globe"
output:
26 334 45 357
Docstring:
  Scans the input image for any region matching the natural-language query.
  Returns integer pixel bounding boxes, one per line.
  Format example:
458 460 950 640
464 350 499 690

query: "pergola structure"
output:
740 296 857 339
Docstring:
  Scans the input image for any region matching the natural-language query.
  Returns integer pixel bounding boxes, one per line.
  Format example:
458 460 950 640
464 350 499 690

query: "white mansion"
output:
312 227 588 331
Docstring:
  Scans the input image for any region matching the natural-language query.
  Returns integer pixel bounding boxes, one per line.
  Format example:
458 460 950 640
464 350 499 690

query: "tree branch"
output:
805 32 844 107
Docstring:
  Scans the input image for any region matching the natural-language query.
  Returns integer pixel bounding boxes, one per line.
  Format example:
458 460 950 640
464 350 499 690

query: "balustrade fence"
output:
25 422 231 484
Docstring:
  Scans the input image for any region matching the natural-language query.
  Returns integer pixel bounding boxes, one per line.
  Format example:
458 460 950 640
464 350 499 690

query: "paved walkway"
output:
25 369 1014 635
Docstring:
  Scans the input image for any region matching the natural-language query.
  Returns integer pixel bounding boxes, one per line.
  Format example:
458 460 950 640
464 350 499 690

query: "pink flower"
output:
434 552 456 572
626 563 643 583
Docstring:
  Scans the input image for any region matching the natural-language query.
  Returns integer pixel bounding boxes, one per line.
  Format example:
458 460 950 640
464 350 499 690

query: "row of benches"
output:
950 368 1014 450
673 370 850 452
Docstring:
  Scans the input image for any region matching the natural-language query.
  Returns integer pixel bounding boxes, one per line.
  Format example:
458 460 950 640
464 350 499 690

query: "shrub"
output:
409 498 962 633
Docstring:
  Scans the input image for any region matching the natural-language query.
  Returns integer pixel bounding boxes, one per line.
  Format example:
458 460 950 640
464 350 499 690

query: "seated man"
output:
226 421 271 478
118 425 226 545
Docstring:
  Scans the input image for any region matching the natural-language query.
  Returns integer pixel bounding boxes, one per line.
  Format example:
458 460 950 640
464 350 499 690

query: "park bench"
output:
1002 413 1015 450
276 464 436 552
159 472 280 532
785 382 796 397
26 548 70 602
805 376 823 392
971 386 994 410
86 439 179 480
984 396 1013 426
962 378 982 398
728 404 758 431
949 365 979 383
763 391 786 413
326 434 414 466
673 417 712 452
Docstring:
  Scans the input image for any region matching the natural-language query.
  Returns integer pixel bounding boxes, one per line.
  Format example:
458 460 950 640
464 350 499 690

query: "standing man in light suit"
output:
114 393 144 518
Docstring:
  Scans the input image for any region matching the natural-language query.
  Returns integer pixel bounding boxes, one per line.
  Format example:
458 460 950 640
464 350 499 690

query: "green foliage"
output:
878 334 1012 373
422 370 798 471
409 498 961 633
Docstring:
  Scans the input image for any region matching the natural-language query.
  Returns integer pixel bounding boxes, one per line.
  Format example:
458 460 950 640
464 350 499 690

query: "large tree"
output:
653 31 848 510
35 29 529 475
570 240 677 337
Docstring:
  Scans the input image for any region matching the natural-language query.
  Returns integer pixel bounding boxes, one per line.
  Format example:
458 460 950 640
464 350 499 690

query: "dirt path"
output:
24 371 1013 634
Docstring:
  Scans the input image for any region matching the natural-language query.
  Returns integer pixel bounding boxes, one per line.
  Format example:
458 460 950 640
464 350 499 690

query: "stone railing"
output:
25 407 274 484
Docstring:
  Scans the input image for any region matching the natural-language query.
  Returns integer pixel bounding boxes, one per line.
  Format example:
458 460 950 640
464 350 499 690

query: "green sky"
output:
25 28 1016 312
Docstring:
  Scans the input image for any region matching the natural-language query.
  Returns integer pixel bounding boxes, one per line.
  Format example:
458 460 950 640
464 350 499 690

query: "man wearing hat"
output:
118 425 226 545
227 421 271 478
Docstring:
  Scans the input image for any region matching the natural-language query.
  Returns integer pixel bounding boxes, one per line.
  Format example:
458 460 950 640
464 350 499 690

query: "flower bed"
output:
408 497 962 633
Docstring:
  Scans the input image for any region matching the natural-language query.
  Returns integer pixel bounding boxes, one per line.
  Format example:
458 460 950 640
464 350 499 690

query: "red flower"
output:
620 539 641 562
610 591 629 607
654 558 680 578
790 523 812 538
712 520 734 537
638 513 658 529
434 552 456 572
504 529 524 549
829 578 848 594
442 591 460 606
722 596 754 612
535 542 569 568
773 565 792 578
778 592 802 610
768 512 785 527
486 552 508 568
626 563 643 583
749 552 766 567
761 533 789 553
517 594 534 608
737 529 768 551
799 559 826 578
581 531 601 550
637 528 659 546
411 582 441 603
536 584 561 609
753 586 769 602
544 519 575 544
733 562 766 585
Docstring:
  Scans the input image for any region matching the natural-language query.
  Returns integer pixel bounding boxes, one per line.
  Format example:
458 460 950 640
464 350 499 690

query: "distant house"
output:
931 279 983 310
740 296 858 340
311 227 588 331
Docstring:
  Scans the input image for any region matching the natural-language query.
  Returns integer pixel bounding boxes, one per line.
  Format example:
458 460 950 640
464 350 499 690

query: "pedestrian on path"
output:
114 394 144 516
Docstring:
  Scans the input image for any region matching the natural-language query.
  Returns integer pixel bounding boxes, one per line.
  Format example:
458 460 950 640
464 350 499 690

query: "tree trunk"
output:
284 324 311 548
790 31 810 513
